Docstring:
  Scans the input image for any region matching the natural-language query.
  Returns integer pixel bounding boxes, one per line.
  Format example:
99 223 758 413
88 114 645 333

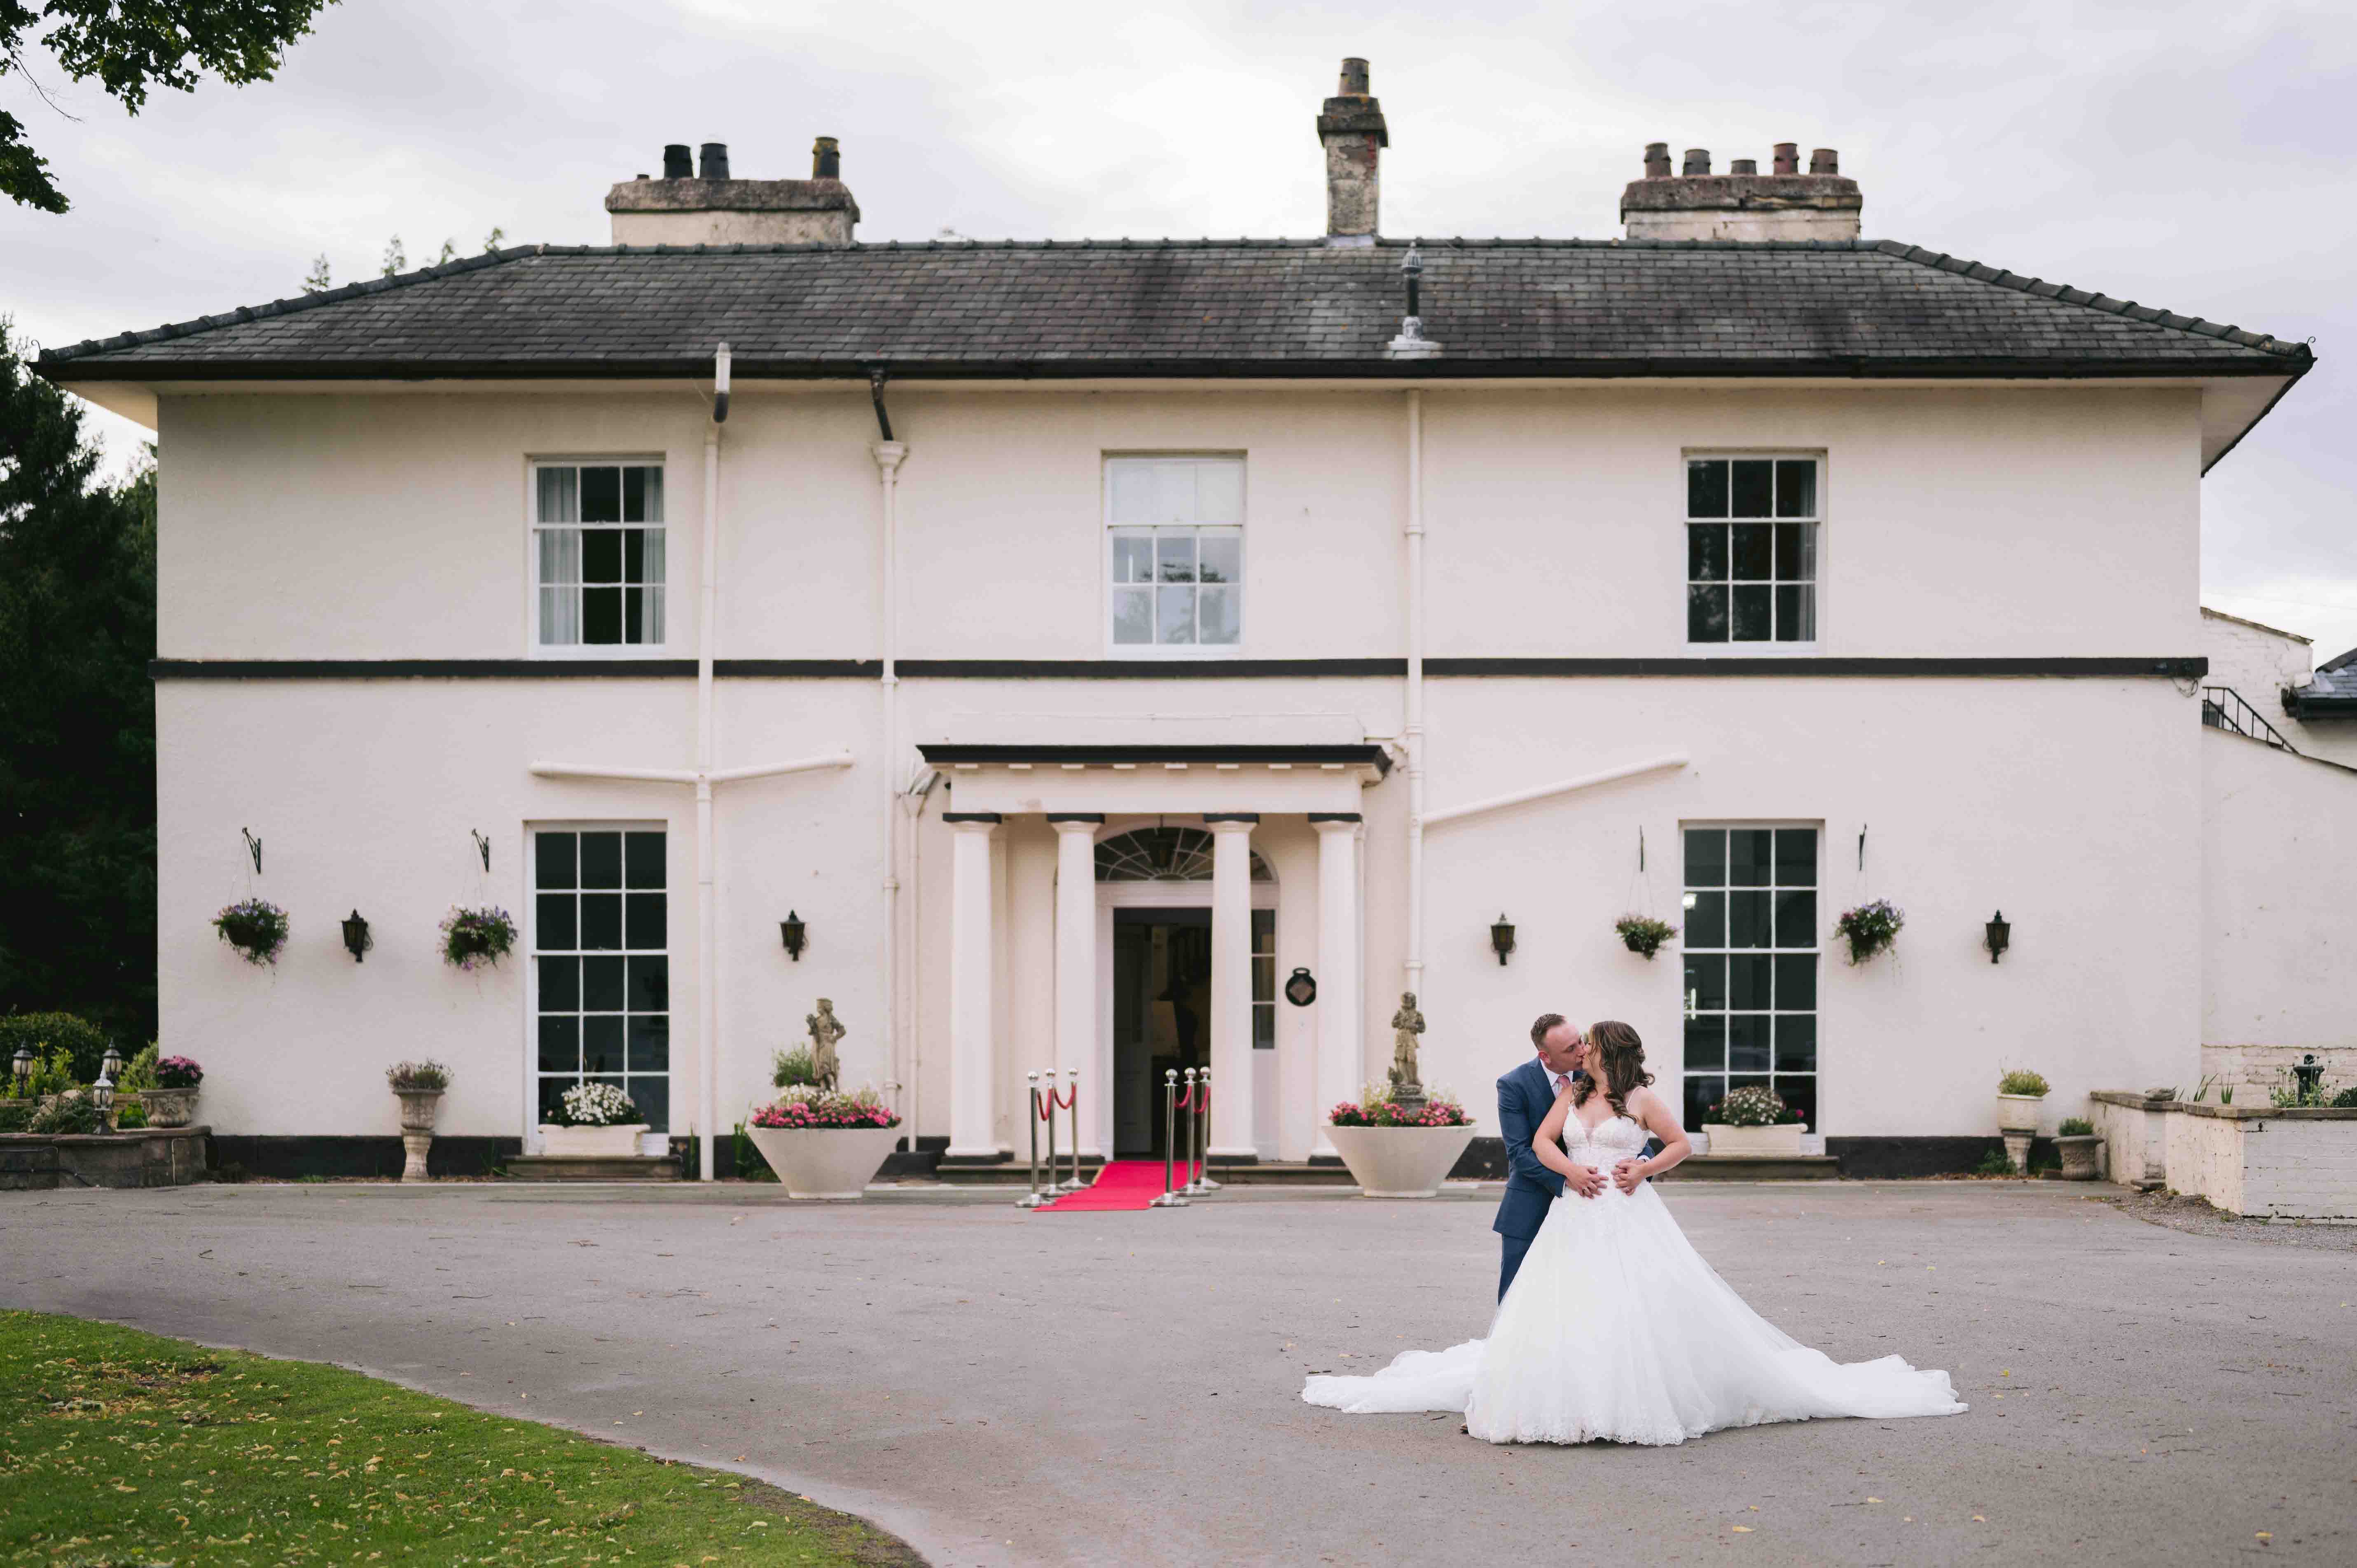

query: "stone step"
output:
932 1158 1357 1187
505 1154 682 1182
1660 1154 1842 1182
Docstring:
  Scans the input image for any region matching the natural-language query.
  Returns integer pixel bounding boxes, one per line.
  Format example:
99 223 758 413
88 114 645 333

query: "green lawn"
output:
0 1310 920 1567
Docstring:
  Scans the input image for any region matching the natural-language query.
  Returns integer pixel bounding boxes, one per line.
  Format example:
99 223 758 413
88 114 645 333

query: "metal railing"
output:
2202 686 2299 755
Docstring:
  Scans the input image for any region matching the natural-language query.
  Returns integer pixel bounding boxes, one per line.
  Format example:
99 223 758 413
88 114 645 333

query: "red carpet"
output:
1036 1159 1181 1212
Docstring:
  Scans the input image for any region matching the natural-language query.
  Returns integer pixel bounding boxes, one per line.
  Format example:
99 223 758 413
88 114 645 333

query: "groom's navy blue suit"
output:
1494 1057 1667 1301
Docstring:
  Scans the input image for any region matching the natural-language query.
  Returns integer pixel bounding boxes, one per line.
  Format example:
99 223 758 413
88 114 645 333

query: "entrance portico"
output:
918 743 1389 1167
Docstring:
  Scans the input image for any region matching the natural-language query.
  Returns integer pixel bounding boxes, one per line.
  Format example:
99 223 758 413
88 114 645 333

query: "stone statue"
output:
1388 991 1426 1108
806 999 846 1093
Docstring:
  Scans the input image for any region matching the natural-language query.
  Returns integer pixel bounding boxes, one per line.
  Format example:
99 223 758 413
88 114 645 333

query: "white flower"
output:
561 1082 638 1126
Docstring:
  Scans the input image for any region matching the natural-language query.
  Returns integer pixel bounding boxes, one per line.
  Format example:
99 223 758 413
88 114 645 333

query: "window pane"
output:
1197 586 1239 645
538 587 571 647
623 529 645 586
1728 829 1772 886
1684 1014 1726 1070
1683 890 1726 948
624 587 644 644
538 526 579 586
537 1077 573 1123
1774 953 1817 1011
642 466 664 523
537 1015 580 1073
627 956 669 1013
580 466 622 523
1775 459 1817 519
1108 461 1158 523
1156 586 1197 644
1731 524 1773 581
1193 460 1244 524
624 832 664 889
1775 1015 1817 1073
1687 583 1728 643
536 832 577 890
1112 531 1154 585
537 956 580 1012
1775 889 1817 947
1686 1075 1726 1129
1779 584 1816 642
1112 587 1153 643
1729 954 1772 1009
1151 462 1198 524
582 587 622 644
1686 460 1728 519
579 894 623 951
1729 1013 1771 1072
629 1077 668 1132
1731 584 1771 641
624 466 648 523
1197 530 1240 585
1775 1076 1815 1128
627 1013 669 1072
582 529 622 585
583 1015 625 1073
1688 523 1728 583
1729 890 1772 948
536 466 579 525
535 893 576 951
1730 460 1774 517
580 833 623 889
626 892 666 950
1156 533 1196 583
582 956 625 1012
1683 829 1726 888
1775 828 1817 886
1683 954 1726 1012
1254 1004 1275 1049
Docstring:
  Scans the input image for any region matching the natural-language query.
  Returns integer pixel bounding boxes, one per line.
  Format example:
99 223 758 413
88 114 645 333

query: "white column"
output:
1207 814 1258 1160
1050 815 1104 1157
945 814 1000 1160
1312 813 1363 1160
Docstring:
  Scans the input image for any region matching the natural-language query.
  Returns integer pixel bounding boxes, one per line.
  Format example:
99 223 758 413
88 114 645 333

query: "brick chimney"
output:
607 138 861 247
1620 143 1860 241
1316 58 1388 245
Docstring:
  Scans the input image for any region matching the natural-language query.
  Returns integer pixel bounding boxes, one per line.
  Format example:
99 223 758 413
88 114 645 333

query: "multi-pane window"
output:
533 829 669 1131
1682 826 1819 1133
535 462 666 647
1252 909 1276 1049
1686 456 1817 645
1107 456 1243 648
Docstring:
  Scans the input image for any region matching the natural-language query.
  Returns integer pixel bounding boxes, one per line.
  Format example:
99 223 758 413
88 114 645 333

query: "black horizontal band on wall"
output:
151 655 2207 681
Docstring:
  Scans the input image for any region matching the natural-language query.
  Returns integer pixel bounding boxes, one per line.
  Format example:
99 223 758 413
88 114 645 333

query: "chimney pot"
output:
699 142 730 180
662 144 692 180
1730 158 1757 175
1338 57 1370 96
813 136 841 180
1772 142 1798 175
1810 147 1838 175
1644 142 1672 178
1683 148 1710 175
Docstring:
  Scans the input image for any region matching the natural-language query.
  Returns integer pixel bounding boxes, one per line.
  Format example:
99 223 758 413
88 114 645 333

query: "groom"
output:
1492 1014 1604 1301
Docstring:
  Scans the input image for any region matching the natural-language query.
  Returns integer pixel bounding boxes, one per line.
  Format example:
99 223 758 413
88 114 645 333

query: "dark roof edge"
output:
919 742 1392 776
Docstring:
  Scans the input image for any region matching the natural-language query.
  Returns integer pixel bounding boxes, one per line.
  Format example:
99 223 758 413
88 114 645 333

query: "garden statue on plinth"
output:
1388 992 1426 1111
806 999 846 1093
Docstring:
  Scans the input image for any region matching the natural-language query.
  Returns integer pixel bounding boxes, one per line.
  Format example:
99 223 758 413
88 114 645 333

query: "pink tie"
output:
1553 1074 1569 1094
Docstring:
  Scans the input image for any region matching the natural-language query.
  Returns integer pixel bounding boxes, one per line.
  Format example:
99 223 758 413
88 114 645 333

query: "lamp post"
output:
94 1045 123 1127
10 1044 31 1098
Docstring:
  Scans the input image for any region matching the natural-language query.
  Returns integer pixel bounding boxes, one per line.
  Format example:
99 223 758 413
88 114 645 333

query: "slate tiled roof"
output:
36 237 2310 382
2290 645 2357 717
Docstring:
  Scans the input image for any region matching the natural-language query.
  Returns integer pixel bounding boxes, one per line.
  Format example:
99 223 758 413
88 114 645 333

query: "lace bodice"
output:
1561 1112 1650 1170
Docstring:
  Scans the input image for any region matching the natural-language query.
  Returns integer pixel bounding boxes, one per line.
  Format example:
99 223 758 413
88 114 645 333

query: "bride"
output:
1302 1021 1966 1445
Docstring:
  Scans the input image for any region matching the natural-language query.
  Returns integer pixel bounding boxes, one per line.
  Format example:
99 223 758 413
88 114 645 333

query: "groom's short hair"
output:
1530 1012 1566 1049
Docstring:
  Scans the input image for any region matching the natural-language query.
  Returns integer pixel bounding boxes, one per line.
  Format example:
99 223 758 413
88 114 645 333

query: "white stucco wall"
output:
2196 607 2357 768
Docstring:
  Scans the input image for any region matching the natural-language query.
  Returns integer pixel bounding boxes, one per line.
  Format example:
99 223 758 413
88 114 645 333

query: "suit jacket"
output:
1493 1057 1566 1240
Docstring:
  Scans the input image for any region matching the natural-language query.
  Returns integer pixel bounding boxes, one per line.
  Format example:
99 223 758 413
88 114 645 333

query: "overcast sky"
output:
7 0 2352 656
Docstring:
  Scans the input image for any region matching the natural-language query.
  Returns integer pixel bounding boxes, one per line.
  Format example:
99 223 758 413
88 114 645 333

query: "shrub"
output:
751 1086 901 1130
113 1096 148 1129
30 1094 103 1135
1327 1083 1473 1128
1613 914 1678 960
115 1044 160 1093
214 898 290 965
771 1046 818 1088
2058 1117 2094 1137
2333 1086 2357 1110
386 1060 451 1093
1998 1069 2050 1097
552 1081 640 1126
0 1012 111 1084
155 1055 203 1089
440 906 517 972
14 1046 80 1099
1974 1147 2017 1176
0 1102 30 1131
1706 1085 1801 1127
1834 900 1904 965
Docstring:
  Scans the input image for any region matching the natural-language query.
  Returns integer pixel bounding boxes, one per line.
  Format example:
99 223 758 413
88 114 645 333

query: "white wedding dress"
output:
1302 1112 1967 1445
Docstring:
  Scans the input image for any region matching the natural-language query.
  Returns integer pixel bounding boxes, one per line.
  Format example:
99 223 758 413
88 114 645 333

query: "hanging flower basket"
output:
440 906 518 972
213 899 290 966
1834 899 1905 966
1613 914 1678 960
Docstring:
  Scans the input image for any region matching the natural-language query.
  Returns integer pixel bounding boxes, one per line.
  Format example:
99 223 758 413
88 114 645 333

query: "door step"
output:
1660 1154 1841 1182
505 1154 682 1182
928 1158 1359 1187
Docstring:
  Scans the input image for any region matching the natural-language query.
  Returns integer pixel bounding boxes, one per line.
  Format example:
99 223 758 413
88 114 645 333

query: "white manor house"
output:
40 62 2355 1180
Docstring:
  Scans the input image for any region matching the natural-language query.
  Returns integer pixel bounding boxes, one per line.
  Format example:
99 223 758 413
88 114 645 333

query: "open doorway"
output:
1112 909 1210 1158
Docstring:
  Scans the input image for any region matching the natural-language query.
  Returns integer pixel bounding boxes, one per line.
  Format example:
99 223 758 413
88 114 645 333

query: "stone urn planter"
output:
1996 1092 2044 1133
540 1122 649 1158
2054 1133 2103 1181
1701 1121 1807 1157
395 1090 443 1180
140 1087 201 1129
1326 1123 1480 1198
743 1124 900 1199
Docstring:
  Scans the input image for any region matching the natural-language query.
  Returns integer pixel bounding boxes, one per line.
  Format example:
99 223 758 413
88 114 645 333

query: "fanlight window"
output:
1094 827 1273 882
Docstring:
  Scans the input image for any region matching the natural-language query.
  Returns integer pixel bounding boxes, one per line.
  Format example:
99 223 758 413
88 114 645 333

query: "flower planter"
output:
1701 1121 1807 1157
1996 1092 2045 1133
394 1089 443 1180
2054 1133 2102 1181
540 1122 650 1157
1325 1123 1479 1198
743 1124 900 1199
140 1087 201 1129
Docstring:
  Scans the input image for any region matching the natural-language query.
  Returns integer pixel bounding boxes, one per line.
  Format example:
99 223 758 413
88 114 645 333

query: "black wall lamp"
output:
1984 910 2011 965
341 910 373 963
780 911 807 961
1490 914 1517 966
1284 967 1318 1007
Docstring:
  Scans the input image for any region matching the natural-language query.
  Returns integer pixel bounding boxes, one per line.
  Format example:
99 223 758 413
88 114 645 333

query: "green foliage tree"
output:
0 321 157 1043
3 0 336 213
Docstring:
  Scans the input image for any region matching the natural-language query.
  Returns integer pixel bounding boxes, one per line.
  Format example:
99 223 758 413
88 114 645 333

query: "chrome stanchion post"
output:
1015 1070 1048 1209
1150 1067 1188 1207
1188 1066 1221 1193
1058 1070 1086 1192
1041 1068 1061 1197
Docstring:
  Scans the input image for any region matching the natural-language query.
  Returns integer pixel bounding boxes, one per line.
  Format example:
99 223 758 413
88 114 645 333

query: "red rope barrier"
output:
1036 1092 1056 1123
1053 1086 1075 1110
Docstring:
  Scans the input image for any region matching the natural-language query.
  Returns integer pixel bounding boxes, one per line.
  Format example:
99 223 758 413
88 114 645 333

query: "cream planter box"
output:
1996 1094 2045 1133
744 1124 900 1200
1325 1124 1479 1198
539 1123 648 1157
1701 1122 1806 1157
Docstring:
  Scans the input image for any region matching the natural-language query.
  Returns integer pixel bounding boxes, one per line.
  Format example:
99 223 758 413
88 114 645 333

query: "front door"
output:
1111 908 1211 1157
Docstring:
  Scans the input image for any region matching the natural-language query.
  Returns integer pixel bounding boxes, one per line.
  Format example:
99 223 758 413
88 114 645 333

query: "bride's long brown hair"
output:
1572 1020 1654 1120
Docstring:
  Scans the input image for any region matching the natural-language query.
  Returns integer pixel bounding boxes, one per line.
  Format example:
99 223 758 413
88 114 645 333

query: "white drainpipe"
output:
872 437 908 1129
1404 389 1426 1005
695 344 728 1180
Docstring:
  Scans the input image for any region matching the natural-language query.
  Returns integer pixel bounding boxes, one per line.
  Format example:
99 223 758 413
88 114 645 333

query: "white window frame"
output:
1682 451 1824 657
1103 453 1247 659
526 454 673 659
1677 819 1823 1136
523 819 673 1148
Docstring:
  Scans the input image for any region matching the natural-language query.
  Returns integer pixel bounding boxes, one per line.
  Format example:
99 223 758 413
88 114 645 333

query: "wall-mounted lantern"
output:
1284 967 1318 1007
1984 910 2011 965
780 911 807 962
11 1043 33 1096
342 910 374 963
1490 913 1517 967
